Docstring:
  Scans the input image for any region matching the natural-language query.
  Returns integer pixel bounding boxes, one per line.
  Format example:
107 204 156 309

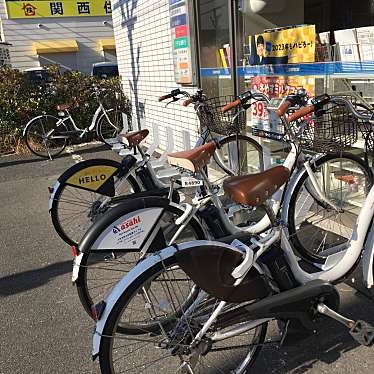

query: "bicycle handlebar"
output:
183 98 193 107
221 99 241 112
288 104 315 122
221 91 270 113
287 94 374 123
159 93 174 102
277 100 292 117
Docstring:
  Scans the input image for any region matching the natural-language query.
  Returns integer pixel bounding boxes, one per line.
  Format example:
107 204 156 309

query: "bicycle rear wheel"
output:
214 134 264 178
76 199 206 317
97 108 127 146
288 152 372 263
50 159 140 246
24 115 68 159
98 255 267 374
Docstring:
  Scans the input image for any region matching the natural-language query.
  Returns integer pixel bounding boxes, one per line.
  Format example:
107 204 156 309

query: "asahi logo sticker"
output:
113 216 141 234
91 208 164 250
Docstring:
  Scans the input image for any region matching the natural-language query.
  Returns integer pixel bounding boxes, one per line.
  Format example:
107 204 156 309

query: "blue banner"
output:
170 14 187 28
200 61 374 77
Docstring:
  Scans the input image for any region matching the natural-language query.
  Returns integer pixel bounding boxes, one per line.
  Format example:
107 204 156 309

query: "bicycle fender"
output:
56 158 122 197
48 180 60 211
92 245 179 359
23 115 49 137
78 198 205 254
363 220 374 288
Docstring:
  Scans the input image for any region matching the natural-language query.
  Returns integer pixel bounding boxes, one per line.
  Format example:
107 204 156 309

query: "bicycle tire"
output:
50 158 141 247
214 134 264 176
96 108 126 146
76 197 206 318
98 254 267 374
24 115 68 159
288 152 373 264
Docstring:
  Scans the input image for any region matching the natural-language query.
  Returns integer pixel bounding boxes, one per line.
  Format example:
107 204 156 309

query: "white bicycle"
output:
91 95 374 373
72 92 372 318
23 86 128 159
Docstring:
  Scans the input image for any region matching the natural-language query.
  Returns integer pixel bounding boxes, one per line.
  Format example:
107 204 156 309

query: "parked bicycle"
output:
91 95 374 374
49 88 266 246
23 85 128 159
72 91 373 317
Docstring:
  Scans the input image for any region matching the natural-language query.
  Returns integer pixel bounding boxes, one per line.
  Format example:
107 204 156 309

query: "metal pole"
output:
228 0 238 97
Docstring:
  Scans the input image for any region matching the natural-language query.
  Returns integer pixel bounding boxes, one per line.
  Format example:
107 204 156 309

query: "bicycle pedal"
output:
349 320 374 346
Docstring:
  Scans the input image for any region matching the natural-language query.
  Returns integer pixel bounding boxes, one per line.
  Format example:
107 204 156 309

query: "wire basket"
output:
197 96 246 136
292 102 359 153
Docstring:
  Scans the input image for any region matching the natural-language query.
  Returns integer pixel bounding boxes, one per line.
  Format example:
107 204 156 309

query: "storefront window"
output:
197 0 232 97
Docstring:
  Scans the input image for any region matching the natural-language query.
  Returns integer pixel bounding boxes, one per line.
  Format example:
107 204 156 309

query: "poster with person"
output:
248 25 316 135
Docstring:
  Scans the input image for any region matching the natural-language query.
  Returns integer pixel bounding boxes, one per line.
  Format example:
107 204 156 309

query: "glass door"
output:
197 0 233 97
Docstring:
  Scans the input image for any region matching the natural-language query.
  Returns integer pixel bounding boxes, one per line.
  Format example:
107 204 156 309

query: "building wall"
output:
0 0 116 73
112 0 200 151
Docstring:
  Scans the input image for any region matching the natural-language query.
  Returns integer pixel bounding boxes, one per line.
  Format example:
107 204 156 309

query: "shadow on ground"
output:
0 143 110 169
0 260 71 296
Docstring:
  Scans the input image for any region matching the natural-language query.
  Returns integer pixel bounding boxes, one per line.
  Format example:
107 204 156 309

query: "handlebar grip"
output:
288 104 315 122
277 100 292 117
221 99 241 113
183 98 193 107
159 93 173 102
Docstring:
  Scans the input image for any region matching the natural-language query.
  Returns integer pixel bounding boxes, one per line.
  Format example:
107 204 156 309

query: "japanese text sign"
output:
169 0 193 84
5 0 112 18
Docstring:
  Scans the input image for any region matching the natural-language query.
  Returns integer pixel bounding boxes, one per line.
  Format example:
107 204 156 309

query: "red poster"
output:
175 25 188 38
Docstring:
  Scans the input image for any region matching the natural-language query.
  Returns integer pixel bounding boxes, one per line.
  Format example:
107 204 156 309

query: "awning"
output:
98 38 116 51
33 40 78 54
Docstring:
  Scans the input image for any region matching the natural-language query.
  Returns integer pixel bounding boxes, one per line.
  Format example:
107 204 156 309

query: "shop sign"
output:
169 0 193 84
5 0 112 19
247 25 316 135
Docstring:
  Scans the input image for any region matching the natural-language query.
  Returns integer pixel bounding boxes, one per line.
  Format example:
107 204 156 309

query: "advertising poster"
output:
356 26 374 61
334 28 360 62
5 0 112 18
248 25 316 134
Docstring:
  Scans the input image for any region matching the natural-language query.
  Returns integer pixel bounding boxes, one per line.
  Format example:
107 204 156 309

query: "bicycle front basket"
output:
294 102 358 153
197 96 246 136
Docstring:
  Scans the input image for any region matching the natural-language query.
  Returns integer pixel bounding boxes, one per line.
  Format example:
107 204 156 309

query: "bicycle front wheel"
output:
99 254 267 374
24 115 68 159
288 152 373 264
214 134 264 177
97 108 127 146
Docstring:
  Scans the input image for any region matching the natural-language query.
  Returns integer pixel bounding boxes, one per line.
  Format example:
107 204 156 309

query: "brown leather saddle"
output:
56 103 72 111
167 142 216 172
223 166 290 206
119 129 149 147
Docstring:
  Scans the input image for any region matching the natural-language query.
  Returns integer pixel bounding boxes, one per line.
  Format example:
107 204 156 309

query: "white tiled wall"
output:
112 0 199 151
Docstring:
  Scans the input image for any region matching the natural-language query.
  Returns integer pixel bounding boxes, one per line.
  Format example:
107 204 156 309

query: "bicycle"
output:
92 95 374 374
49 88 266 246
23 85 128 159
72 91 373 318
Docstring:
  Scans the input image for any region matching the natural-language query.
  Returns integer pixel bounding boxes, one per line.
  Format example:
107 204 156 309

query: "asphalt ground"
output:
0 143 374 373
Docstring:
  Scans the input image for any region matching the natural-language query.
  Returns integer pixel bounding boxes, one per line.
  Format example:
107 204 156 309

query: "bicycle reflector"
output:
91 301 106 321
71 246 77 257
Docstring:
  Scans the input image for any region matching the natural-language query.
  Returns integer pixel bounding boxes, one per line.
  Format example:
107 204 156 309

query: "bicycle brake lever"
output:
165 97 180 107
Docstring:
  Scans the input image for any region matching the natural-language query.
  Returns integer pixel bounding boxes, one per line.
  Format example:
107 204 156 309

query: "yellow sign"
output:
66 165 117 191
6 0 112 19
249 25 315 65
